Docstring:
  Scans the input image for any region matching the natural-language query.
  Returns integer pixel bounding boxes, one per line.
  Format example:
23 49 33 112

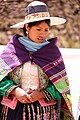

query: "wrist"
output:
39 91 45 99
10 87 19 95
6 85 20 97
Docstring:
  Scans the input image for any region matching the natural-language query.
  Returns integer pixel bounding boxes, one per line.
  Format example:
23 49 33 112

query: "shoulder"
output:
7 34 23 45
47 37 57 45
12 34 22 40
6 34 23 49
47 37 62 56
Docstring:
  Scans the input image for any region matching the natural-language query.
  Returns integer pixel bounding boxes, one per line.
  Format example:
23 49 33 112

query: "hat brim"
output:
10 17 66 28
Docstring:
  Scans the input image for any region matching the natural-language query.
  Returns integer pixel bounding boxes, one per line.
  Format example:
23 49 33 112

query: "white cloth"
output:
21 61 39 91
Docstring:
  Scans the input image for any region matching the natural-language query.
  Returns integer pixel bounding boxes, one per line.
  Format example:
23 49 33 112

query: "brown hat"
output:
11 1 66 28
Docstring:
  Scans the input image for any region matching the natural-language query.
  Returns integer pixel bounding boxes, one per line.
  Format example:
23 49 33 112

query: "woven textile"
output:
0 34 73 117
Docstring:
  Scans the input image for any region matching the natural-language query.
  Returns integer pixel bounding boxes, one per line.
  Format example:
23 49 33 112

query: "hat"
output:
11 1 66 28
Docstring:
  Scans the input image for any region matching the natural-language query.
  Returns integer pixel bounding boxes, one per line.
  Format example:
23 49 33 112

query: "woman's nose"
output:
40 31 47 37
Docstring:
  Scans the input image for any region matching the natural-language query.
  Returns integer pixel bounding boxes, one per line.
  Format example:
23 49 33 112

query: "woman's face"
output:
26 21 49 43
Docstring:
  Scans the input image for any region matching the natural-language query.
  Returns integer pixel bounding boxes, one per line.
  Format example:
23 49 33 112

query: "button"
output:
30 56 32 60
29 53 33 60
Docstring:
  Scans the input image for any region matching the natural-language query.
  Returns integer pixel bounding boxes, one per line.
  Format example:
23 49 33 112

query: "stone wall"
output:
0 0 80 48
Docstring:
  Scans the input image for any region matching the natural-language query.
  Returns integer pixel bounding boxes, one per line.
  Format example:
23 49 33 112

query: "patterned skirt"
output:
0 97 74 120
0 101 60 120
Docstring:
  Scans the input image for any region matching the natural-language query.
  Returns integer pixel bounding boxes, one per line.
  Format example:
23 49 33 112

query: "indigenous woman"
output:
0 1 74 120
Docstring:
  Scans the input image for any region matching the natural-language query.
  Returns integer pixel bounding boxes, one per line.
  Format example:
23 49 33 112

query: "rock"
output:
0 0 79 48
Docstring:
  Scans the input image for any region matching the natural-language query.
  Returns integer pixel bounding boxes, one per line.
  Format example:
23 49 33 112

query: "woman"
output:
0 1 74 120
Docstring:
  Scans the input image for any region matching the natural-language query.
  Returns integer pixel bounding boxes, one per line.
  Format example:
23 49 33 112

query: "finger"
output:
22 99 25 103
29 94 35 102
22 98 31 103
26 89 34 94
26 93 33 101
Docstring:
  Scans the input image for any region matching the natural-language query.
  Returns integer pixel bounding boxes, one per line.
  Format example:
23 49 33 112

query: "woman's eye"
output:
36 28 49 32
45 29 49 32
37 29 41 31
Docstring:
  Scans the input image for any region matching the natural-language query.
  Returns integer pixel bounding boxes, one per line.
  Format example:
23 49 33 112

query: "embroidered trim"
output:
50 69 67 83
0 58 12 81
25 12 49 21
42 89 52 101
10 65 23 85
6 85 19 96
50 73 69 94
4 48 21 66
62 94 72 113
37 66 49 91
43 56 63 72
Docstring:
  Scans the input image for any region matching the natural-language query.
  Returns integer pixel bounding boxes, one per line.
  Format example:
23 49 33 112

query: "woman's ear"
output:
25 24 29 32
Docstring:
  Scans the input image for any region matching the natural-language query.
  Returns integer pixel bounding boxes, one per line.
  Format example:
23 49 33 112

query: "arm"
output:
28 80 61 102
37 65 61 102
0 74 19 96
42 80 61 101
0 74 32 103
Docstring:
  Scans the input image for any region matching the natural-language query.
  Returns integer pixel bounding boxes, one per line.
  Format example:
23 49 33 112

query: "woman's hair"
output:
23 19 50 36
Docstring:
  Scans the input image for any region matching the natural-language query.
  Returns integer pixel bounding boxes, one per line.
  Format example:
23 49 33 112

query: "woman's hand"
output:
11 87 32 103
27 89 45 102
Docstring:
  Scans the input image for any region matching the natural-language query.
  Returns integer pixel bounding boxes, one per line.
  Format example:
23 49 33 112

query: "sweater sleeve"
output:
42 80 61 101
0 74 19 96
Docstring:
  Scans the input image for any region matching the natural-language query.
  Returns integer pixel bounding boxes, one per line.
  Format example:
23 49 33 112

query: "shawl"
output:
0 34 72 114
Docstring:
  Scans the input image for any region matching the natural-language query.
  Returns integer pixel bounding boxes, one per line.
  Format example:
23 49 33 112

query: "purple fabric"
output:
0 34 66 80
0 34 72 115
